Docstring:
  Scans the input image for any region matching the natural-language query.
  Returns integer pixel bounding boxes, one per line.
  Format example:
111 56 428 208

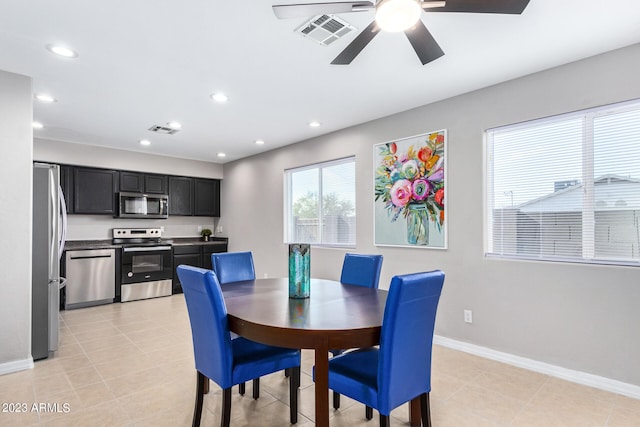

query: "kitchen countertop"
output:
170 237 228 246
64 240 120 251
64 237 228 251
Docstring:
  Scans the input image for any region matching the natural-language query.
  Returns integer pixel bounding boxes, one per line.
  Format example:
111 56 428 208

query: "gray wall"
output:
221 43 640 386
0 70 33 369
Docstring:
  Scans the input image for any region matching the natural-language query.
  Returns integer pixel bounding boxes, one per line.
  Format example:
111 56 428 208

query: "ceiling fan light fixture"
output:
375 0 422 32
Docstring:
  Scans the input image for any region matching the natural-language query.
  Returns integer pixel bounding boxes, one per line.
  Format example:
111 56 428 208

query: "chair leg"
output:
221 387 232 427
252 378 260 400
284 367 290 377
238 382 245 395
289 366 300 424
365 405 373 420
333 391 340 409
204 378 210 394
379 414 389 427
192 371 206 427
421 392 432 427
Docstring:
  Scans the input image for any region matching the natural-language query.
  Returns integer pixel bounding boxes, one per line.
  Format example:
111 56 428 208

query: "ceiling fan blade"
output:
272 1 375 19
428 0 530 14
331 21 380 65
421 1 447 9
404 20 444 65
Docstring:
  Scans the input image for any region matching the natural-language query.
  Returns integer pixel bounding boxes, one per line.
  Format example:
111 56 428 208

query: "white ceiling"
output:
1 0 639 164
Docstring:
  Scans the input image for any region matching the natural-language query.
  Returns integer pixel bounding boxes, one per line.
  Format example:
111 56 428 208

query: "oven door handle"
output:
122 246 172 252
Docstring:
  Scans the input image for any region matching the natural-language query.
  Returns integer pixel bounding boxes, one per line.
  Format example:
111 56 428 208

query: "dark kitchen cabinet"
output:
172 241 228 294
194 178 220 217
73 167 119 214
169 177 220 217
169 176 194 216
172 245 201 294
119 172 143 193
201 243 227 270
144 174 168 194
120 171 168 194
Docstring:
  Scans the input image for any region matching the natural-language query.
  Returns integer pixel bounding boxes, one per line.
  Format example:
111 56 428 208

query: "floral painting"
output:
374 130 447 248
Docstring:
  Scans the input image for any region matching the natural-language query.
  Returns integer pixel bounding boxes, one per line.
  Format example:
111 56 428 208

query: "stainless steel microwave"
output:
117 192 169 219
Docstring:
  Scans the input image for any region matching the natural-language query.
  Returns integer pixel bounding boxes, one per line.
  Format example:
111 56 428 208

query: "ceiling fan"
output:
272 0 530 65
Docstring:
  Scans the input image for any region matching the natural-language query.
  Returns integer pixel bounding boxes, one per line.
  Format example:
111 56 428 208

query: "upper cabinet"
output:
144 174 168 194
73 167 119 214
194 178 220 217
169 176 194 216
120 171 168 194
169 177 221 217
58 164 220 217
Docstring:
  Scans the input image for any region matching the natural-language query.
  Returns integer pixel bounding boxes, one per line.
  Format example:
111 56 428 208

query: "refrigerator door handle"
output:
58 185 67 257
49 172 58 278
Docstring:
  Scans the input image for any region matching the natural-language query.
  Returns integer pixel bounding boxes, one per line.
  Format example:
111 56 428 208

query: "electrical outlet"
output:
464 310 473 324
197 226 202 232
160 226 164 232
263 273 268 279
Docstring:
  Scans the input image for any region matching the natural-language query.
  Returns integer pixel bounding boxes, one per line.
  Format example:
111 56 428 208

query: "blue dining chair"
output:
339 253 383 289
211 251 258 397
211 251 255 285
332 253 383 413
177 265 301 427
318 270 445 427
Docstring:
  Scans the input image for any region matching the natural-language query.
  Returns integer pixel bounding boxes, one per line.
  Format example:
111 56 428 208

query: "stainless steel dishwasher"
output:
65 249 116 309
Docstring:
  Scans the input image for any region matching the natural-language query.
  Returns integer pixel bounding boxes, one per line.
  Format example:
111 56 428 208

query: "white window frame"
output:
284 157 356 247
486 98 640 267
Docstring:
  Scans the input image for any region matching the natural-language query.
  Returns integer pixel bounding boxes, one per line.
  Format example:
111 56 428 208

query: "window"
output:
284 157 356 246
486 99 640 265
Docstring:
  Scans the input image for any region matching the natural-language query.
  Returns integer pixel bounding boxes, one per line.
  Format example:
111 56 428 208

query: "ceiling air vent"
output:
148 125 179 135
295 15 355 46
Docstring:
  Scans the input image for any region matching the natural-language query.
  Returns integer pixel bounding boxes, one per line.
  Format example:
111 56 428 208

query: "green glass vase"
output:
407 203 429 245
288 244 310 298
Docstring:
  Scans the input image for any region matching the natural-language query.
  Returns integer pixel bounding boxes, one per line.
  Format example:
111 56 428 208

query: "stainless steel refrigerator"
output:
32 163 67 360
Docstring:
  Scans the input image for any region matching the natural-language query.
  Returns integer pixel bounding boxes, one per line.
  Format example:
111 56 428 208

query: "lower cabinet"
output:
172 242 227 294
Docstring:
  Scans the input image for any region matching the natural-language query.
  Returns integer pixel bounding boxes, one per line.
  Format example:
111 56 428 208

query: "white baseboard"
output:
0 357 34 376
434 335 640 400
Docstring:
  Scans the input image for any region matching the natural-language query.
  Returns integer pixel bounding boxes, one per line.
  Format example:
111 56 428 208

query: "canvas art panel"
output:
374 130 447 249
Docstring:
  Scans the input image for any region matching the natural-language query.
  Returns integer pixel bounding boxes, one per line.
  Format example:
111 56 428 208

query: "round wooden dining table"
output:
220 277 422 427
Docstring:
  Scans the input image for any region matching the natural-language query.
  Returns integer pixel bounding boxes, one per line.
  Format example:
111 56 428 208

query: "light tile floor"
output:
1 295 639 426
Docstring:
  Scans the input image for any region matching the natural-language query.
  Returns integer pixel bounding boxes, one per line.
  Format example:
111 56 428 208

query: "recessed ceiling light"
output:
210 93 229 103
35 94 57 103
32 121 43 129
255 139 265 145
167 121 182 130
309 121 321 128
139 139 151 146
46 44 78 58
217 152 226 158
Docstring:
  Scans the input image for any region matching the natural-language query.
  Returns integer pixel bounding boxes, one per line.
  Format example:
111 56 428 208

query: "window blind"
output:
486 99 640 265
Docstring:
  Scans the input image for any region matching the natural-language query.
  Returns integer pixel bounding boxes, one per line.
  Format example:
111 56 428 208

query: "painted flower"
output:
435 188 444 206
389 142 397 154
402 160 420 180
418 146 432 162
412 179 430 201
390 179 412 207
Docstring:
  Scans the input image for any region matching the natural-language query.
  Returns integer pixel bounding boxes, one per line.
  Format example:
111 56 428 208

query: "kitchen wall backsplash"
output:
66 215 219 241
